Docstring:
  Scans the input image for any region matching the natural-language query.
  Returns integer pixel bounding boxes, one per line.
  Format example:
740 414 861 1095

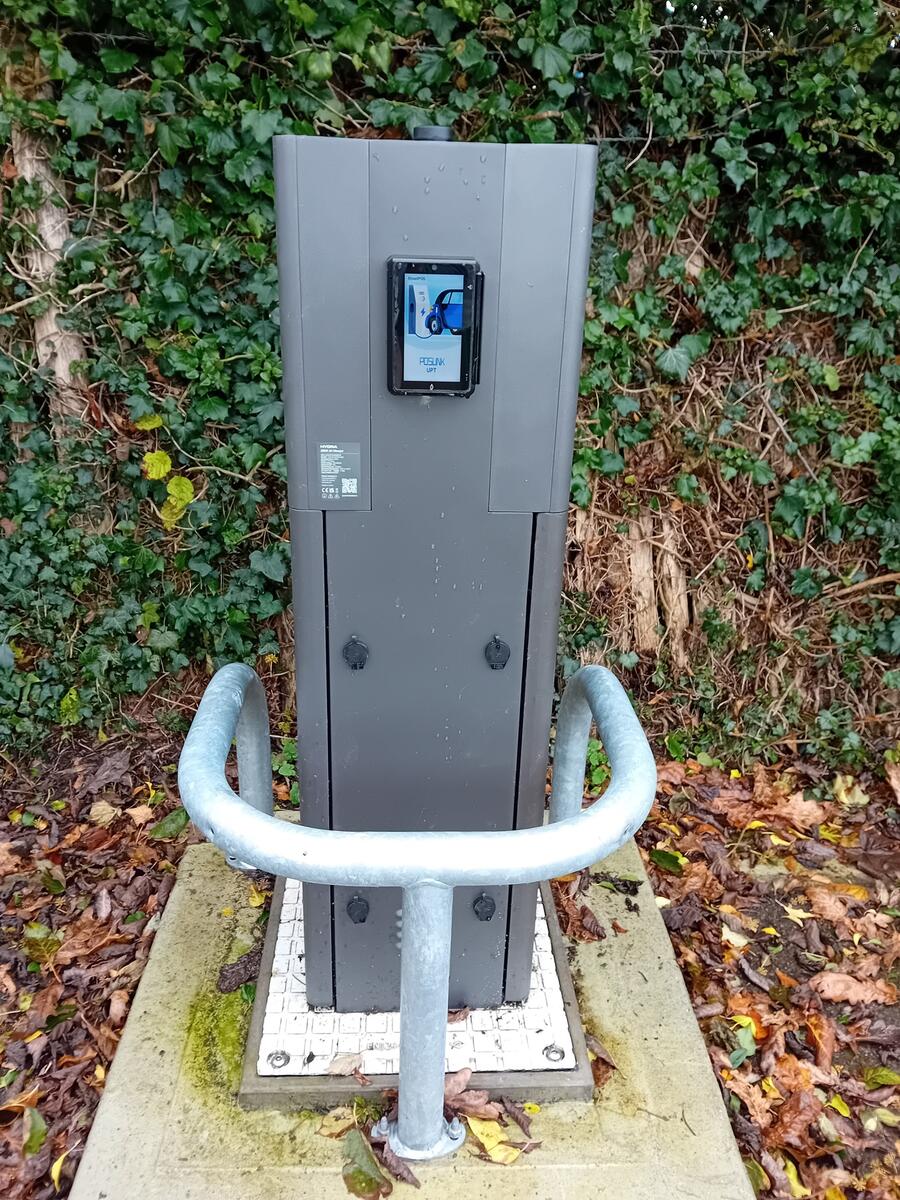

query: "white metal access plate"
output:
257 882 576 1077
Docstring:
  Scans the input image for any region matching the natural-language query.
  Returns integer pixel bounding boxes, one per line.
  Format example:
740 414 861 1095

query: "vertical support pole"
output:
381 881 464 1159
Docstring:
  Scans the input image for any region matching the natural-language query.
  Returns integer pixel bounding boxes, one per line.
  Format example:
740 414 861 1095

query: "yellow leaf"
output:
762 926 779 936
522 1102 540 1114
729 769 742 779
783 1158 811 1198
142 450 172 480
745 820 767 830
465 1115 521 1164
761 1076 782 1098
769 833 792 846
818 823 842 843
824 1188 848 1200
134 413 164 430
779 903 814 926
51 1151 69 1192
220 906 234 918
745 550 754 569
93 1064 105 1083
657 820 681 836
24 1030 43 1043
832 774 869 811
827 1094 850 1118
248 883 269 907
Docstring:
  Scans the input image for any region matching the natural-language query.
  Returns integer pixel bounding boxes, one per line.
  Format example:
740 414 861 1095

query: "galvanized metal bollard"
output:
178 663 656 1159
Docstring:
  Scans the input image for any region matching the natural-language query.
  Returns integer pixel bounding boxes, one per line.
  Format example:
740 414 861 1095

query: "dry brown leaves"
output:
638 757 900 1198
0 730 189 1200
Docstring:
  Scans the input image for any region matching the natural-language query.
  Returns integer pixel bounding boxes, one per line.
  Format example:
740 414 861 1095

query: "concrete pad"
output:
71 843 754 1200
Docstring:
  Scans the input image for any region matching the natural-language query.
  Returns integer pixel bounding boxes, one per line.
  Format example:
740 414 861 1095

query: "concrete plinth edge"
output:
70 842 754 1200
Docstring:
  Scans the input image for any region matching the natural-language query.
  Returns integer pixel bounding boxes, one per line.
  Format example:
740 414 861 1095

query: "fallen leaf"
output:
649 847 687 875
51 1150 69 1192
341 1128 392 1198
328 1052 363 1077
82 749 131 794
217 943 263 993
108 989 130 1028
579 905 606 939
148 807 189 839
861 1065 900 1089
808 972 898 1006
88 800 118 827
465 1115 521 1164
832 774 869 810
248 882 269 907
770 1089 823 1151
806 1012 836 1072
0 1085 41 1114
779 903 815 926
374 1141 419 1188
782 1157 811 1198
55 915 130 966
22 1107 47 1156
501 1095 532 1137
319 1107 356 1138
126 804 154 826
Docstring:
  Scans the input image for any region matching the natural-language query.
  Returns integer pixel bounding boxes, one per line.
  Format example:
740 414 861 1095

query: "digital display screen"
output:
403 272 465 384
387 258 481 396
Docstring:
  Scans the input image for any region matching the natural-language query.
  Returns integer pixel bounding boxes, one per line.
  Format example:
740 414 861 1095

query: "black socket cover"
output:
343 636 369 670
484 636 511 670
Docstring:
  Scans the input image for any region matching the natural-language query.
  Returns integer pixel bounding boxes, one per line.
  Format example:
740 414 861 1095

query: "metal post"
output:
178 661 657 1159
235 668 273 816
374 882 465 1158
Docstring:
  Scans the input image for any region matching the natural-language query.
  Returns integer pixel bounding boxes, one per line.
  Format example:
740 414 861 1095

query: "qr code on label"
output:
341 477 358 496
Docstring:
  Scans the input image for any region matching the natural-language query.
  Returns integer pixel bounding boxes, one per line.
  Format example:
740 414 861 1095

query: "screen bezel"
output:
388 258 479 396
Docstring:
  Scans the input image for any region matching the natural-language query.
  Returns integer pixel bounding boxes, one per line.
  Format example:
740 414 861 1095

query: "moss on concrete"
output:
186 986 251 1097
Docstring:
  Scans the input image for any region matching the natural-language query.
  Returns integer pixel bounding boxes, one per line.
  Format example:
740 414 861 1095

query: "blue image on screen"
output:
404 273 465 383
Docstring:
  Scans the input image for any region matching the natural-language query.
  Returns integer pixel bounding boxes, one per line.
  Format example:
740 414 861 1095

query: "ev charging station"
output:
274 130 597 1014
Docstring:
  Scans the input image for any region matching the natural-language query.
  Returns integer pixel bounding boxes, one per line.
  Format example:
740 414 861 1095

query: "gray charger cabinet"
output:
274 133 596 1011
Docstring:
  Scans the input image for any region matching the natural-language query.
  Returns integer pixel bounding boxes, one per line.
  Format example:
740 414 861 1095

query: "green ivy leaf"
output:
250 547 288 583
99 49 138 73
655 333 711 381
532 43 571 80
59 687 80 727
97 86 141 123
424 4 458 44
241 109 283 143
306 51 334 81
149 808 190 840
58 92 100 139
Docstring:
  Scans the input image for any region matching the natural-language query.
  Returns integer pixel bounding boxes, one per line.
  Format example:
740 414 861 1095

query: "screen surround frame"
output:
387 257 481 397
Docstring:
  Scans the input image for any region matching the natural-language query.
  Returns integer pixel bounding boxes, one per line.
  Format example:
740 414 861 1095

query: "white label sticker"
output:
319 442 361 502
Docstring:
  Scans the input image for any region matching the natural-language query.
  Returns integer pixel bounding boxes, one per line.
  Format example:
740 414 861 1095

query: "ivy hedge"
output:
0 1 898 763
